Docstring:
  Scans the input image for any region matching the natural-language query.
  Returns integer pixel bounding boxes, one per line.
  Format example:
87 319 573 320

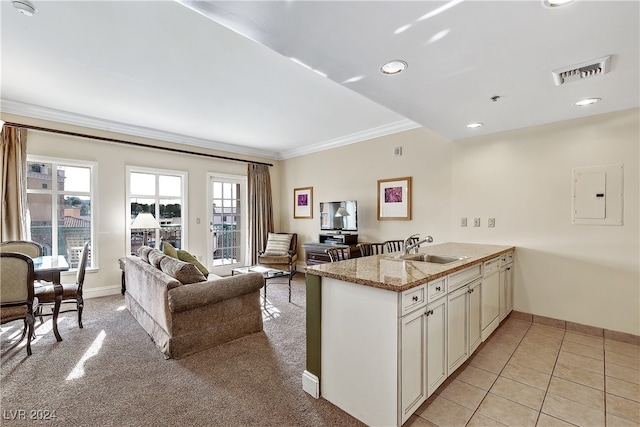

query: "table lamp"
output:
131 213 161 246
334 206 350 234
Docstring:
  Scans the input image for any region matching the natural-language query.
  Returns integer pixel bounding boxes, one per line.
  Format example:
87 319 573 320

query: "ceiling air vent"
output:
552 55 611 86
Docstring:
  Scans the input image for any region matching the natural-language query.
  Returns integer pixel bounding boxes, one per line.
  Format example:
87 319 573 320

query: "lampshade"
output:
335 207 350 217
131 213 161 229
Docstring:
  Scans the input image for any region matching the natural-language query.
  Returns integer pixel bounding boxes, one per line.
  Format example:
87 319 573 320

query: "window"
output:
127 167 187 255
26 157 96 269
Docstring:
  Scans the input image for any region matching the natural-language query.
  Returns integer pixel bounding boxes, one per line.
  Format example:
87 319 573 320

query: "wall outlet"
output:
488 218 495 228
474 218 481 227
461 217 467 227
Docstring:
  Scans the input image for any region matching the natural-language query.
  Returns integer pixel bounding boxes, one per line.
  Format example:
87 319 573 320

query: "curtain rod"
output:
3 122 274 167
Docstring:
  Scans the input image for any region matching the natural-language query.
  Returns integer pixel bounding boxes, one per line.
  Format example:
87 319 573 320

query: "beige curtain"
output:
248 163 274 264
1 126 28 241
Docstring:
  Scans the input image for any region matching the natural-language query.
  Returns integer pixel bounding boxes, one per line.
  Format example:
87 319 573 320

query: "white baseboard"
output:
85 285 122 299
302 370 320 398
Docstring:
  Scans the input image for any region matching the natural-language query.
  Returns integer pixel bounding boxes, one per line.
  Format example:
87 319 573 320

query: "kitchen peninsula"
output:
303 242 515 427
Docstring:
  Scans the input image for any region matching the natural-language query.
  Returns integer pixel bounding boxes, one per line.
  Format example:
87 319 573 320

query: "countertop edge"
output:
304 244 515 292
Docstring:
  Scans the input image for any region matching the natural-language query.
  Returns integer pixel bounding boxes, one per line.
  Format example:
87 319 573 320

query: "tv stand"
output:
319 233 358 245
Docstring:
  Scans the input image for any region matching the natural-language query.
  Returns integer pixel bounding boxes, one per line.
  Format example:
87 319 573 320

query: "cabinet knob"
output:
412 295 419 301
436 286 441 291
426 309 434 316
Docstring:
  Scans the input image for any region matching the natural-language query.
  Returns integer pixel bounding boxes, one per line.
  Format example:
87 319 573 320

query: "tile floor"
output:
406 317 640 427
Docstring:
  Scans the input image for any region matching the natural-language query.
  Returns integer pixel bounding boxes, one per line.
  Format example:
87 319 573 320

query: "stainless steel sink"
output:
397 254 468 264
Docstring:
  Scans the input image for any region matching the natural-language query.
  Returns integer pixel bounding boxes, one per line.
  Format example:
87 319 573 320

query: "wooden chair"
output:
257 232 298 272
35 241 89 329
0 253 37 356
357 242 385 256
0 240 43 258
384 240 405 253
325 247 350 262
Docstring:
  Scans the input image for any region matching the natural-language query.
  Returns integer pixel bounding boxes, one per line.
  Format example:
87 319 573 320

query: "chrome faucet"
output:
403 234 433 255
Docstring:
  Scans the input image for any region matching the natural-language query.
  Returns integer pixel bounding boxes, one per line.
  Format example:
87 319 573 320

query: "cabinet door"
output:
482 270 500 340
400 308 427 423
447 286 468 373
499 266 507 321
505 265 514 315
468 280 482 354
427 297 447 396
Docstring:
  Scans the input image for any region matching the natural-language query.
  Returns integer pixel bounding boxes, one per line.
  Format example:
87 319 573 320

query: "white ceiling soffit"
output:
179 0 640 141
0 0 413 160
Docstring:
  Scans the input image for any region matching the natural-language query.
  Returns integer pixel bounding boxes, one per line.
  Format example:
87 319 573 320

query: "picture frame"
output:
293 187 313 219
377 177 412 220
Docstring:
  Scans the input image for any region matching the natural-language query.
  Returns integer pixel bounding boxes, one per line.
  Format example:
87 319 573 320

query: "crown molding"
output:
279 119 421 159
1 99 420 161
0 99 281 160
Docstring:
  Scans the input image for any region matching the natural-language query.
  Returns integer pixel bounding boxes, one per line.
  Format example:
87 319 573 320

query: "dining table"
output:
33 255 69 342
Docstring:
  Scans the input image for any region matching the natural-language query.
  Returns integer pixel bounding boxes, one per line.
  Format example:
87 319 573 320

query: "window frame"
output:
26 155 98 270
126 166 188 255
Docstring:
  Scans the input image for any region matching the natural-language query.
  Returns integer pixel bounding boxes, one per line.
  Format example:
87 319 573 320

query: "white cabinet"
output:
447 277 482 374
468 279 482 354
481 257 501 340
499 252 514 321
447 285 468 373
400 307 427 423
426 296 447 396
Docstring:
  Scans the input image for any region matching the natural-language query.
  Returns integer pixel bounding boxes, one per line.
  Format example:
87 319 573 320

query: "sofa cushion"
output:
177 249 209 276
160 256 207 284
263 233 292 256
162 241 179 259
137 246 154 262
148 249 167 269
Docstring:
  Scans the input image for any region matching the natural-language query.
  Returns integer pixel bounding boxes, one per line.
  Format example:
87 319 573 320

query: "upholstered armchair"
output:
257 232 297 272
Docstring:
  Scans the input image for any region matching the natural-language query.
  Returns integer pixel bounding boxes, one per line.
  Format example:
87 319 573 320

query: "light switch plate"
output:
474 218 480 227
488 218 495 228
461 217 467 227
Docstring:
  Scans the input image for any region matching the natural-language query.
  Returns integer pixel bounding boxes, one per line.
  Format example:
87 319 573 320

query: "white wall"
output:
451 109 639 335
279 127 453 252
5 114 281 297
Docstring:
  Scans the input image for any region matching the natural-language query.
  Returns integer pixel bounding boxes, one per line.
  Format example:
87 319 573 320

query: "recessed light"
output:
466 123 483 129
12 0 37 16
380 60 408 75
575 98 601 106
542 0 575 9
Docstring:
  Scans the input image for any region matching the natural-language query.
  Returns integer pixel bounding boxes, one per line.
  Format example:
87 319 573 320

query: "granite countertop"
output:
304 242 515 292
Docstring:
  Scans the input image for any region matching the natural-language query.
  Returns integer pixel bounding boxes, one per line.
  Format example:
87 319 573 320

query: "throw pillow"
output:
160 257 206 285
263 233 292 256
162 241 178 259
137 246 153 263
177 249 209 276
148 249 167 269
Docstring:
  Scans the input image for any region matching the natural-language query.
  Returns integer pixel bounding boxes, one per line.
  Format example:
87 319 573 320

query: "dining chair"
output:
384 240 405 253
357 242 385 257
35 241 89 329
0 240 43 258
325 247 350 262
0 252 38 356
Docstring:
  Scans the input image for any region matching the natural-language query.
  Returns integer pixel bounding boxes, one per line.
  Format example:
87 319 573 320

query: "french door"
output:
207 174 247 276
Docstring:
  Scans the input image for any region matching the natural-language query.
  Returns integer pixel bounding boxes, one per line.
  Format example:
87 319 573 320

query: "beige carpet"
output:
1 273 364 427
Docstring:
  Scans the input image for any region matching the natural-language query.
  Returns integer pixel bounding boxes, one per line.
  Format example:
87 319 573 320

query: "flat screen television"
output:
320 200 357 232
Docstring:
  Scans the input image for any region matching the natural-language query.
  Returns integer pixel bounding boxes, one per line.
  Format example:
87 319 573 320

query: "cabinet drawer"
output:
448 264 481 292
427 278 446 302
307 252 331 262
499 251 513 267
401 285 426 315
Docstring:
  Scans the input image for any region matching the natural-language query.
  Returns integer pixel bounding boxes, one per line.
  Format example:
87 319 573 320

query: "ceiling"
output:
1 1 638 160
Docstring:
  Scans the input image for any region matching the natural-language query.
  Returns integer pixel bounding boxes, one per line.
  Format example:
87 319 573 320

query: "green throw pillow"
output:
177 249 209 276
162 241 178 259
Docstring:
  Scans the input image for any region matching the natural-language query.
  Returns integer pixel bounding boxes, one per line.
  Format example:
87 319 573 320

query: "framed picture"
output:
294 187 313 219
377 177 412 220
